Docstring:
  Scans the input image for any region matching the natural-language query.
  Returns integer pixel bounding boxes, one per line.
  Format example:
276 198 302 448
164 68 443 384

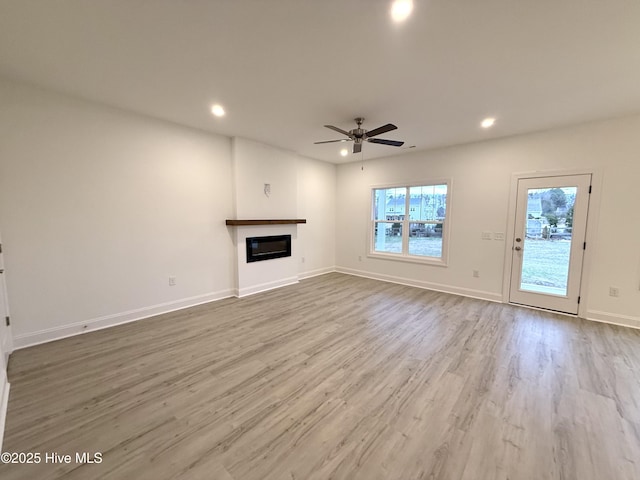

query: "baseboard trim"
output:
12 289 235 350
0 375 9 452
236 276 299 298
335 267 503 303
298 266 337 280
12 272 638 352
585 310 640 330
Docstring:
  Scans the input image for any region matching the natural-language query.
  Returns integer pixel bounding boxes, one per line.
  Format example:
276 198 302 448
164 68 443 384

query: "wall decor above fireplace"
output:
246 235 292 263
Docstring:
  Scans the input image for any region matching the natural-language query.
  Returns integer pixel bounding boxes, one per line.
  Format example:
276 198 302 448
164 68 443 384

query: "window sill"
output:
367 252 448 267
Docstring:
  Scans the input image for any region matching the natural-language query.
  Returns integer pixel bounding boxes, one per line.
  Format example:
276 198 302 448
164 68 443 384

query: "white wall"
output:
232 137 298 219
336 115 640 327
0 79 236 347
297 156 337 278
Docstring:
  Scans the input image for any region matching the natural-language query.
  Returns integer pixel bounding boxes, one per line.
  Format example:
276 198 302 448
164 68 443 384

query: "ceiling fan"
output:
314 117 404 154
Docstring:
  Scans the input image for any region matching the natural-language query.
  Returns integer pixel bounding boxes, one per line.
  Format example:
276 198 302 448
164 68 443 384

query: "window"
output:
371 182 449 265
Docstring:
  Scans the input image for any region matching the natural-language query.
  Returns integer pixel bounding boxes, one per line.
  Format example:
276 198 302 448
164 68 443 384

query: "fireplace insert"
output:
246 235 292 263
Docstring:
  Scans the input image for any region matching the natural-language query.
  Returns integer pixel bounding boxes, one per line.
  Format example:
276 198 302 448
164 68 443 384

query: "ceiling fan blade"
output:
353 142 362 154
324 125 351 137
314 139 351 144
365 123 397 138
368 138 405 147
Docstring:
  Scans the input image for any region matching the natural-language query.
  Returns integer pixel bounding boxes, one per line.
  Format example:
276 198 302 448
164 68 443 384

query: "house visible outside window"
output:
371 182 450 265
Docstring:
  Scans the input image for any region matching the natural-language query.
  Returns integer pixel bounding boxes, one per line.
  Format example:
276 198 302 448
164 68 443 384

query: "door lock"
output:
515 237 522 242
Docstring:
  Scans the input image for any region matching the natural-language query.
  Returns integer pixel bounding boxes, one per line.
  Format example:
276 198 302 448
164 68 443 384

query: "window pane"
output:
520 186 576 296
373 222 402 254
374 187 406 221
408 222 443 258
408 185 447 221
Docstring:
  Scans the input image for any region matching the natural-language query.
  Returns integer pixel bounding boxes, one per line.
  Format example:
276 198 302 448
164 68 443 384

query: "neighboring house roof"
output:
386 197 425 210
386 196 407 211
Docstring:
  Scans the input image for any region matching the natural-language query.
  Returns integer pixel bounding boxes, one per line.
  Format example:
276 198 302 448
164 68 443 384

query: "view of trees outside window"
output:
372 184 447 260
521 186 576 295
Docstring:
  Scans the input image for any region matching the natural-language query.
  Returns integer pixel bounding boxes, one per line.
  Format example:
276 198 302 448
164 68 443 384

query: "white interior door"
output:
0 236 11 365
0 279 5 370
0 235 9 436
509 174 591 314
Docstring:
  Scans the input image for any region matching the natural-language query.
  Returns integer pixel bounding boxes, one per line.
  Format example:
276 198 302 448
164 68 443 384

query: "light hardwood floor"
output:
1 273 639 479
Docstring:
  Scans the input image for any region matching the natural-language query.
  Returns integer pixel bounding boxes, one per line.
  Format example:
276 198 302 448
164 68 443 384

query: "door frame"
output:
501 168 603 317
0 233 13 362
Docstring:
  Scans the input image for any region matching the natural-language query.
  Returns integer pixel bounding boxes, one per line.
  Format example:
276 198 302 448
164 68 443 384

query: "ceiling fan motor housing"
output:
314 117 403 154
351 129 365 139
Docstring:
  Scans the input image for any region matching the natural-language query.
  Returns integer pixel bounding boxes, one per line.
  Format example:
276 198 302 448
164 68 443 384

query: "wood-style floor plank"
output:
1 273 639 479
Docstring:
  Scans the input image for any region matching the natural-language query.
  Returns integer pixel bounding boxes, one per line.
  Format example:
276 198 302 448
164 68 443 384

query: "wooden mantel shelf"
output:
225 219 307 226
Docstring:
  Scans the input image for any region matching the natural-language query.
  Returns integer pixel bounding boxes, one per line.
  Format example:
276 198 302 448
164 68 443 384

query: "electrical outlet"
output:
301 257 305 263
473 270 480 278
358 256 362 261
494 232 505 241
169 276 176 286
609 286 619 297
481 231 493 240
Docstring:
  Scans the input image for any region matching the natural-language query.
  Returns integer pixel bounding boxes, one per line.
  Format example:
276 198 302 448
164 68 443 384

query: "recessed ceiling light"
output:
340 149 349 157
391 0 413 22
481 117 496 128
211 104 225 117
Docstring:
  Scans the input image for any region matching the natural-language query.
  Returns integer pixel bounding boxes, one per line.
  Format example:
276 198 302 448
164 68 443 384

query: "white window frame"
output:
368 180 451 267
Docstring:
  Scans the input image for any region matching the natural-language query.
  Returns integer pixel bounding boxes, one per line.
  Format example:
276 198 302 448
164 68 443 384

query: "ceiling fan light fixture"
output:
481 117 496 128
211 104 226 117
391 0 413 23
340 149 349 157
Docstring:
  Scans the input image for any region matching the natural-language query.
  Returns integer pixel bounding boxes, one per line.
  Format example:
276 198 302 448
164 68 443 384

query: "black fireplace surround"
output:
246 235 292 263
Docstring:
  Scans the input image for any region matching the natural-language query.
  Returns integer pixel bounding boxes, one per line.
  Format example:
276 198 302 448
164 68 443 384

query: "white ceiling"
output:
1 0 639 164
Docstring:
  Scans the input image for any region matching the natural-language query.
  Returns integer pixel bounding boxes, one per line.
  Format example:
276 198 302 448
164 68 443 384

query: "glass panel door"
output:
509 175 591 314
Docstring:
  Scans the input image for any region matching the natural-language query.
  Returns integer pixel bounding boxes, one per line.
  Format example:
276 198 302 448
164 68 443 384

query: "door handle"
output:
514 246 522 251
